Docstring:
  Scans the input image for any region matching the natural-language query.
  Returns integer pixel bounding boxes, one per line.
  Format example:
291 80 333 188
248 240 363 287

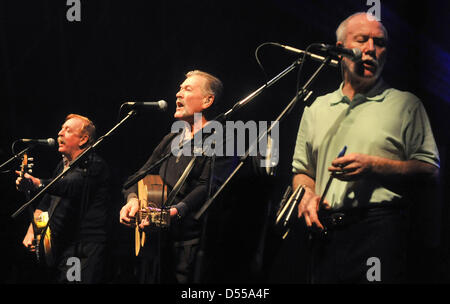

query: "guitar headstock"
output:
19 153 34 177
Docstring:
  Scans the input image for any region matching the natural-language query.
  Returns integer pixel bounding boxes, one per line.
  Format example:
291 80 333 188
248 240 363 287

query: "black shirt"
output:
38 152 112 246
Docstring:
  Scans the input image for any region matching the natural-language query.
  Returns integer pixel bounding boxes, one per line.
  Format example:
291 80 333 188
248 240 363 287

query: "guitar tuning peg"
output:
28 169 33 174
28 163 34 167
28 157 34 162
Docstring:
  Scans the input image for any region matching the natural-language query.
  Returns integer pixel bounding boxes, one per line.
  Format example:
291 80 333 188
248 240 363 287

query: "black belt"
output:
315 203 407 235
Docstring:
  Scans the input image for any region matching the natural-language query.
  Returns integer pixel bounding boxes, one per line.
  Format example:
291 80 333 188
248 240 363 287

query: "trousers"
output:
308 205 409 283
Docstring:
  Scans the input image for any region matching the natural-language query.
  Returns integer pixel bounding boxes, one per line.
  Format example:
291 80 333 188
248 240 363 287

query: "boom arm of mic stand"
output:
219 57 303 121
194 56 332 220
11 110 138 219
122 152 171 190
0 146 33 171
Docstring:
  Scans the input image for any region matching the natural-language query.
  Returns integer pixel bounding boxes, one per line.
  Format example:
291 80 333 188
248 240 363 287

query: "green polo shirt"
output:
292 79 440 210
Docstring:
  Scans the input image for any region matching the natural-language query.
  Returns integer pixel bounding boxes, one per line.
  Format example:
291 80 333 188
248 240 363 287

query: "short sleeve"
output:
292 106 316 178
403 101 440 167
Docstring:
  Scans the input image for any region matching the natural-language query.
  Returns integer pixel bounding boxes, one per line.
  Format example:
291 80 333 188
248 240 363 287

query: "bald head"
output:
336 12 388 45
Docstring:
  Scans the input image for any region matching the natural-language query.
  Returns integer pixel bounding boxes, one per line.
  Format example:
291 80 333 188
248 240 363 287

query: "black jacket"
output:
38 152 112 248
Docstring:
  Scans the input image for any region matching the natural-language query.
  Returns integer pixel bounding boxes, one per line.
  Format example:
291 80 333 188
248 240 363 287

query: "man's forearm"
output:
371 157 439 184
292 173 316 193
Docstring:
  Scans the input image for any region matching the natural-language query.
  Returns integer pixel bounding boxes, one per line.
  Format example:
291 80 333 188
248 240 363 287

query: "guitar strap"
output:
164 155 197 207
158 131 199 208
75 153 94 260
47 196 62 220
42 160 66 231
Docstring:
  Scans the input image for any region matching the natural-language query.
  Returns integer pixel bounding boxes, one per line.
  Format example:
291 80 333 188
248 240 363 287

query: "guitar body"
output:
139 174 168 208
135 174 169 256
34 212 54 266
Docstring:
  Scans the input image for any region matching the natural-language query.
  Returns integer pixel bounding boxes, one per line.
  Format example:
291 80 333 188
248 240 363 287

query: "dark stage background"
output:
1 0 449 284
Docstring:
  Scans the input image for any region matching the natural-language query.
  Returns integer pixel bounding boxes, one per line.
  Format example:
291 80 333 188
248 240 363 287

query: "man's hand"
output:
138 207 178 229
23 225 36 251
119 198 139 227
329 153 374 181
15 171 41 192
297 186 331 231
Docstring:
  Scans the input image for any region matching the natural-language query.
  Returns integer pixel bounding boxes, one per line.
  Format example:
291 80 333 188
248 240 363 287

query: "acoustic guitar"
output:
33 211 53 265
135 174 170 256
19 153 53 265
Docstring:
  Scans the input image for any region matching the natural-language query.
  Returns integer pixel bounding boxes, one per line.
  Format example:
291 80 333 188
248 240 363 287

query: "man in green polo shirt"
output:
292 12 440 283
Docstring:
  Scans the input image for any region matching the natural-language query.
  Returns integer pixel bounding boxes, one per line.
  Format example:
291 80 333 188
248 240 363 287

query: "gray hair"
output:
336 12 388 44
185 70 223 119
185 70 223 101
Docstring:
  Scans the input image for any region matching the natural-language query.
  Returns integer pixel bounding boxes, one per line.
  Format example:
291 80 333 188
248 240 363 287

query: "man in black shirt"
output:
120 70 237 283
16 114 112 283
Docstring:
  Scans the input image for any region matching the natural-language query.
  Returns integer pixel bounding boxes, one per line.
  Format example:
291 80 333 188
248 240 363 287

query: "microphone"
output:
20 138 56 147
318 44 362 61
124 100 168 111
277 44 339 67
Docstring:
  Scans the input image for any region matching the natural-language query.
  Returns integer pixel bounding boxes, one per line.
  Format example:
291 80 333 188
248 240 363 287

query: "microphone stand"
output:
0 146 33 171
217 57 305 122
122 149 172 190
11 110 138 219
195 56 333 220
